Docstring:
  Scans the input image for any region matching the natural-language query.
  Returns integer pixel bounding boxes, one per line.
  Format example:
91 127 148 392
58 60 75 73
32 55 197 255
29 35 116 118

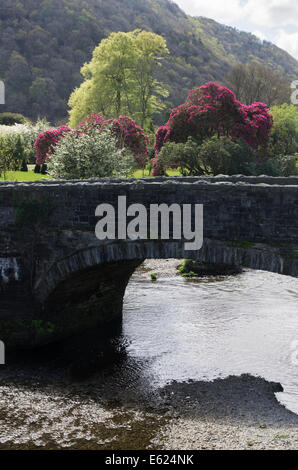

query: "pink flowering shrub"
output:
35 115 149 169
153 82 273 174
79 114 150 169
78 113 105 132
34 126 72 165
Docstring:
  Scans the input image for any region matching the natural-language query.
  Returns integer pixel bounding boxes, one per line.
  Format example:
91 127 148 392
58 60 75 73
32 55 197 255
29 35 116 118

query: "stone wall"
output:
0 176 297 243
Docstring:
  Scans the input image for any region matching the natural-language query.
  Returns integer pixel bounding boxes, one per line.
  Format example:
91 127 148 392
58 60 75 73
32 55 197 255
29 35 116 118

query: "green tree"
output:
131 30 169 128
68 30 169 129
269 104 298 156
225 62 290 106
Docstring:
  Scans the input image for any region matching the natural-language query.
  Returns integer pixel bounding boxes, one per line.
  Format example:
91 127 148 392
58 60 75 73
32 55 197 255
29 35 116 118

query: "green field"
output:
0 171 50 181
0 169 182 182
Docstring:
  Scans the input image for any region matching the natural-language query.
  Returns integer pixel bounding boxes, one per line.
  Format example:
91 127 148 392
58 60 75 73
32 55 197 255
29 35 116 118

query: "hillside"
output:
1 0 297 124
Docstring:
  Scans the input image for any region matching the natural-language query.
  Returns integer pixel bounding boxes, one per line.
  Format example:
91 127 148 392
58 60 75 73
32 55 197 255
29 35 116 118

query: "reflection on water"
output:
122 260 298 413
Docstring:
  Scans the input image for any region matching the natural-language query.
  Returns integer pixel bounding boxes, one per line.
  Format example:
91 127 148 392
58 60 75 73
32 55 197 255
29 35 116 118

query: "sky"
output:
174 0 298 60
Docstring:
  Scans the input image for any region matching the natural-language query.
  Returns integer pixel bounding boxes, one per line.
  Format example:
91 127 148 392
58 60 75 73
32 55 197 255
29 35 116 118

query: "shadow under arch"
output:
30 238 297 347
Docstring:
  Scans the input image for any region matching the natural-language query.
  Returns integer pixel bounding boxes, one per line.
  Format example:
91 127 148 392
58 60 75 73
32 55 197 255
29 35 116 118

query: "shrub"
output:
9 134 27 171
256 155 298 176
198 136 257 176
34 125 72 165
47 129 136 179
0 119 52 165
0 137 14 178
154 82 273 174
79 114 150 169
156 137 202 176
22 119 52 164
0 112 28 126
0 134 26 177
156 136 257 176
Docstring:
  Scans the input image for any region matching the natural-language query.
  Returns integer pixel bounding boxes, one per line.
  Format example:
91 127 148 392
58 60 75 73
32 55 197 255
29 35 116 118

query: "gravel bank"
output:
156 374 298 450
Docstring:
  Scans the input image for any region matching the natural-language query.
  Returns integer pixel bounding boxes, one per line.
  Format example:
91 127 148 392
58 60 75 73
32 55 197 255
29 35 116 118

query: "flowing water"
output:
123 260 298 413
0 259 298 448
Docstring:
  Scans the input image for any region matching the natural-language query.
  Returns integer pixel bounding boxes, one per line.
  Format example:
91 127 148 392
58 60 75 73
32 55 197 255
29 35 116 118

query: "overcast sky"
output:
175 0 298 60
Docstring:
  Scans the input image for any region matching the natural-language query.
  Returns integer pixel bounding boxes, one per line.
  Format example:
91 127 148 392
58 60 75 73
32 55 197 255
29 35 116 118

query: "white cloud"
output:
253 31 267 42
276 30 298 60
242 0 298 28
175 0 243 24
176 0 298 28
175 0 298 59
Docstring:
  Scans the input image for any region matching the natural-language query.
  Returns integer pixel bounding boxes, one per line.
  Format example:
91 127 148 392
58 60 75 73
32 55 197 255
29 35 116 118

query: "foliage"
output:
0 134 27 177
269 104 298 156
178 259 197 276
156 136 258 176
225 62 291 106
34 125 72 165
154 82 273 174
0 119 52 164
68 29 169 129
79 114 150 169
198 136 257 176
156 138 202 176
0 137 14 178
21 119 53 163
257 155 298 176
156 133 298 177
47 129 136 179
0 112 28 126
0 0 296 124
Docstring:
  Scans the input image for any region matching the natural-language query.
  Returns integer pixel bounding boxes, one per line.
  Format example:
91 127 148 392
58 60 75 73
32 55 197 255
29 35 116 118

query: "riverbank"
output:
158 375 298 450
1 367 298 449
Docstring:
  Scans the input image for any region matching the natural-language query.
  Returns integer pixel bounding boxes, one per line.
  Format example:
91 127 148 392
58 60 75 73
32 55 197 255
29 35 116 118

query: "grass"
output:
0 170 50 182
0 168 182 182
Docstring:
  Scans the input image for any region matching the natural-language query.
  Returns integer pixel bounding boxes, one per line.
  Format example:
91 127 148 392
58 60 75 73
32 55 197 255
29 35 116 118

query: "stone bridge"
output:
0 176 297 349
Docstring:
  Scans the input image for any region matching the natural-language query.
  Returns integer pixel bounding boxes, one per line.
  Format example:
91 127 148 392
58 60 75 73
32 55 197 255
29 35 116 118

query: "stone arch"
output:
30 238 297 346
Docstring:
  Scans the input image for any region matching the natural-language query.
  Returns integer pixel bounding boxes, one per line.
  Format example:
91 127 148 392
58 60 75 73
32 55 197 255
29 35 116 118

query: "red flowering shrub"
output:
78 114 105 132
34 125 72 165
35 114 149 169
154 82 273 175
79 114 150 169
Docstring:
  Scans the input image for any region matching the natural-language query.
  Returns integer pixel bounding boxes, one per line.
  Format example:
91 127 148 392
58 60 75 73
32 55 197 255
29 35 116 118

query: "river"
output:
0 259 297 449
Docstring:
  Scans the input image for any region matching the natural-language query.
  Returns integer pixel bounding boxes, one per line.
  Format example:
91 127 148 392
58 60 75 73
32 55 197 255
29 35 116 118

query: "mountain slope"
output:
0 0 297 124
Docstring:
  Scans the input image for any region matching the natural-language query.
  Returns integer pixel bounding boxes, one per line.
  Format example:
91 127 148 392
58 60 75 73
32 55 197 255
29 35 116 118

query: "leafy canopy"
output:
68 30 169 129
269 104 298 156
